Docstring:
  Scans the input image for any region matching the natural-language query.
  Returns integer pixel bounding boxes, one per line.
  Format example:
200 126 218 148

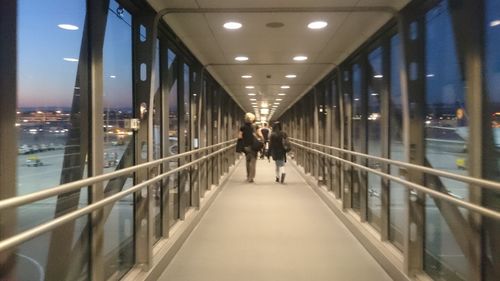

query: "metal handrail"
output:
291 141 500 221
0 143 236 253
0 139 236 211
290 138 500 192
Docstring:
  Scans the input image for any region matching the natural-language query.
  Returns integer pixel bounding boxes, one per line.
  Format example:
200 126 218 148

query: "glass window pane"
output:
367 47 383 230
167 48 180 226
389 34 406 250
424 2 468 279
352 63 363 211
102 1 134 278
153 39 162 243
17 0 89 279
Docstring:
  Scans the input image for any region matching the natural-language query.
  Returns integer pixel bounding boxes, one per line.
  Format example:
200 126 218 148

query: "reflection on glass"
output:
367 47 383 230
331 79 342 197
102 1 134 278
182 63 191 210
153 39 162 243
352 64 363 211
167 48 180 226
424 2 468 280
389 34 406 250
484 1 500 280
17 0 89 279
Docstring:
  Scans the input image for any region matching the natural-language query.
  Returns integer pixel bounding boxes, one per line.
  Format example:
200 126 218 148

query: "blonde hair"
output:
244 112 256 123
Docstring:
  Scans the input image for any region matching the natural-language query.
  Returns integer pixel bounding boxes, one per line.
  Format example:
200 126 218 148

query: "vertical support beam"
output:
177 60 187 220
380 38 391 241
0 1 17 279
398 14 425 277
359 57 369 222
88 1 108 279
160 38 171 238
134 7 156 268
313 88 320 180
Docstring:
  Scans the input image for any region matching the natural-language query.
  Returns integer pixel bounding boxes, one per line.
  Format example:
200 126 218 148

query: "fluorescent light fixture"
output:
491 20 500 27
272 105 278 108
249 98 257 101
63 57 79 62
274 102 280 105
241 75 252 79
252 105 257 108
247 93 256 96
293 55 308 61
278 93 286 96
251 102 258 105
245 86 255 89
275 99 283 101
373 74 383 79
58 24 79 30
280 85 290 89
285 74 297 78
308 21 328 29
261 103 269 108
223 22 242 30
260 108 269 114
235 56 249 61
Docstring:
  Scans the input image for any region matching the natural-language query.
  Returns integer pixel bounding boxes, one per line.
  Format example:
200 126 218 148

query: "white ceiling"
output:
147 0 409 120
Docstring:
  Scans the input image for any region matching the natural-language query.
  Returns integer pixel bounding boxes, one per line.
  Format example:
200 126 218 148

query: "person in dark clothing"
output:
259 123 270 160
268 121 288 183
238 112 261 183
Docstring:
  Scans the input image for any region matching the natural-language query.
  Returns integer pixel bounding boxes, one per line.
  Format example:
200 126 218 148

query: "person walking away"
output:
268 121 289 184
259 123 270 160
238 113 261 183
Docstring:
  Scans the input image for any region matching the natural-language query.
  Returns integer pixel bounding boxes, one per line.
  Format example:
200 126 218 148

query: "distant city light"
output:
426 74 435 78
354 98 360 101
224 22 242 30
58 24 79 31
371 93 379 96
308 21 328 29
110 75 116 79
63 57 79 62
374 74 383 79
490 20 500 27
293 56 308 61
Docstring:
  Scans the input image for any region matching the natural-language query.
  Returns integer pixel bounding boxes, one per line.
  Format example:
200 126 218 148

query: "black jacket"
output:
269 131 287 161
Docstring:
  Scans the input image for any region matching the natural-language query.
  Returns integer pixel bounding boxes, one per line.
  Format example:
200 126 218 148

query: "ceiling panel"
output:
149 0 411 118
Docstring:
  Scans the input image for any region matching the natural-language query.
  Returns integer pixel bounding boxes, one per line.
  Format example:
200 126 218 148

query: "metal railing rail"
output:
0 139 236 211
290 140 500 221
0 143 236 253
290 138 500 192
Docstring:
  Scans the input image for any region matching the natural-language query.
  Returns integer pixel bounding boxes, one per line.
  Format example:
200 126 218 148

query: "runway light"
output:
58 24 79 31
224 22 242 30
308 21 328 29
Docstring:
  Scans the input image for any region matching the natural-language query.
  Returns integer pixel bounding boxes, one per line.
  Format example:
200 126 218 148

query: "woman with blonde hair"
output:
238 112 262 183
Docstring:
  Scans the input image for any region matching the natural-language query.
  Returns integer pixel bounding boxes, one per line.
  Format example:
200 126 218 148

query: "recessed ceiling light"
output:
252 105 257 108
275 98 283 101
274 102 280 105
235 56 249 61
58 24 79 30
293 55 308 61
272 105 278 108
280 85 290 89
373 74 383 79
250 98 257 101
63 57 79 62
491 20 500 27
285 74 297 78
245 86 255 89
242 75 252 79
248 93 256 96
278 93 286 96
224 22 242 30
308 21 328 29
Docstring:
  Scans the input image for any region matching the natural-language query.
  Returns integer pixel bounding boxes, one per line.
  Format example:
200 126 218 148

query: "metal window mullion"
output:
359 56 369 222
339 67 353 209
0 2 17 279
160 36 170 237
178 59 187 220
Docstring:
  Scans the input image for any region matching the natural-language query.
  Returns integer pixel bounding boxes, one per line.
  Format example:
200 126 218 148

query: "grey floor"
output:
159 158 393 281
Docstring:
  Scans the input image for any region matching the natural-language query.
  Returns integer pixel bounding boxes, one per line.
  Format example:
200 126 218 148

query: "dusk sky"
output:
18 0 133 109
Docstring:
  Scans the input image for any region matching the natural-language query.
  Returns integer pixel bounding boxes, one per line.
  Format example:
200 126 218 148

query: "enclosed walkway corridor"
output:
159 158 392 281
